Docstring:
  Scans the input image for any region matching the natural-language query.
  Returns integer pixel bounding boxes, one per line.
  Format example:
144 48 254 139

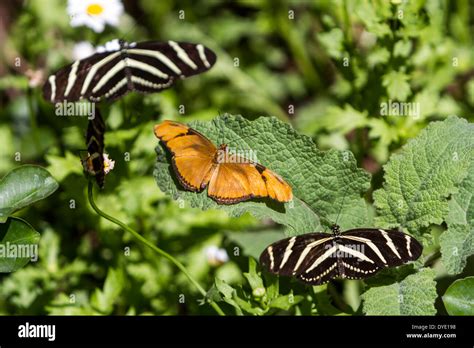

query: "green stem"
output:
87 181 225 316
27 87 40 149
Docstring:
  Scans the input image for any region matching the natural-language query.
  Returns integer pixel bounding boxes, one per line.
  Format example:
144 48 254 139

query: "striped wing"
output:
82 110 106 188
43 51 120 103
337 228 423 280
259 228 423 285
259 233 336 285
43 40 217 103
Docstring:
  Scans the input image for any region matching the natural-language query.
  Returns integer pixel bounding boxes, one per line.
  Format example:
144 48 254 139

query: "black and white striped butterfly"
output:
43 39 217 103
259 225 422 285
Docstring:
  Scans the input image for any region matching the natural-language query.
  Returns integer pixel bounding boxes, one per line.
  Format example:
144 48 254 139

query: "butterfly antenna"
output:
334 184 351 227
120 9 148 42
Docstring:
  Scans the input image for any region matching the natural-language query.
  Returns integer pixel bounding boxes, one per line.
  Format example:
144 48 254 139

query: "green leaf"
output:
367 47 390 68
382 71 411 101
46 152 83 182
154 114 371 235
440 163 474 274
362 268 437 315
393 40 412 58
269 292 304 311
317 28 345 59
226 229 285 260
317 104 368 135
445 163 474 227
442 277 474 315
213 278 243 315
440 224 474 275
374 117 474 234
91 268 125 314
0 218 40 273
243 258 264 294
0 165 59 223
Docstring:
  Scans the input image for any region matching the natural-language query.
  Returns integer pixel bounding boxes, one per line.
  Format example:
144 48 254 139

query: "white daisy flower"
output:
72 41 96 60
67 0 124 33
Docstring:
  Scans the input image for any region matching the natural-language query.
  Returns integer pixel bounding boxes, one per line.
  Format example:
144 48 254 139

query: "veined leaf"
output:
374 117 474 234
0 217 40 273
440 165 474 274
442 277 474 315
0 165 59 223
154 114 371 236
362 268 437 315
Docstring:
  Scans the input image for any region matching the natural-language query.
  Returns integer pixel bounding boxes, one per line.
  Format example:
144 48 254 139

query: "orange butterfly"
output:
154 120 293 204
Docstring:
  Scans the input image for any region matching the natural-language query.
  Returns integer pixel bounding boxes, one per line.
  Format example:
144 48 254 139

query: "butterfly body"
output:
154 120 293 205
82 110 106 188
260 226 423 285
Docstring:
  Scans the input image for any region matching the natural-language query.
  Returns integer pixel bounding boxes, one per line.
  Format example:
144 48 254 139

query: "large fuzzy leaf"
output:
440 164 474 274
362 268 437 315
374 117 474 235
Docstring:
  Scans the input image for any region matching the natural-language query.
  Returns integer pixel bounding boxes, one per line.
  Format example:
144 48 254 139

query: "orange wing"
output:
154 120 217 191
259 165 293 203
154 121 293 204
207 152 293 204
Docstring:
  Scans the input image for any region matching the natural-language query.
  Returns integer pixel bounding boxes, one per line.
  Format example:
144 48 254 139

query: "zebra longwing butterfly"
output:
259 225 422 285
82 110 106 188
43 39 217 103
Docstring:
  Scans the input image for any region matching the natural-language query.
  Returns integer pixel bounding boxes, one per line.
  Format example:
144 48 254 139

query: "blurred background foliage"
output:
0 0 473 315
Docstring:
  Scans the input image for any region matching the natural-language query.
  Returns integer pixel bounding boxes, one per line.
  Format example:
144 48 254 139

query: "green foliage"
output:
374 117 474 234
441 164 474 274
442 277 474 315
382 71 411 102
0 166 58 272
1 0 473 316
207 258 303 315
0 218 40 272
0 165 58 223
91 268 125 314
362 268 437 315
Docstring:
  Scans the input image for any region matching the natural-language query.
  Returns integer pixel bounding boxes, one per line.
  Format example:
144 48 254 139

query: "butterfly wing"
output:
260 233 337 285
131 41 217 77
43 41 217 103
154 120 217 191
125 41 216 95
207 160 267 204
43 50 125 103
207 152 292 204
336 228 423 280
257 164 293 203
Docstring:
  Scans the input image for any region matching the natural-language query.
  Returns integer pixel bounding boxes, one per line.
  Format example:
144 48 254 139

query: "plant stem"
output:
27 87 40 150
87 181 225 316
